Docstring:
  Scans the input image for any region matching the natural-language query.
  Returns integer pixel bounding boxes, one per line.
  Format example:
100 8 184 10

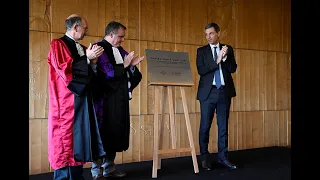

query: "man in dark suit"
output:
196 22 238 171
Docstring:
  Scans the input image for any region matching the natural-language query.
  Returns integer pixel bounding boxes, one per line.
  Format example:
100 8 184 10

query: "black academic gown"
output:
94 39 142 152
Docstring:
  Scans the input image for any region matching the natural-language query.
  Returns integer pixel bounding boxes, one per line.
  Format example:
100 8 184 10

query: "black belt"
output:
212 85 225 89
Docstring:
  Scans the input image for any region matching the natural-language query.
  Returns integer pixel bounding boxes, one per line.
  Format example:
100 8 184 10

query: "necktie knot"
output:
213 47 217 61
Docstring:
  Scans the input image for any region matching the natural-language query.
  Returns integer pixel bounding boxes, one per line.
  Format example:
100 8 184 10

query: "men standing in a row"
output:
47 14 106 180
196 22 238 171
90 21 144 179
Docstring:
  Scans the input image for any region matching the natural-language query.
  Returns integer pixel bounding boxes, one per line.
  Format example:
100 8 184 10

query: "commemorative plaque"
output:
145 49 194 86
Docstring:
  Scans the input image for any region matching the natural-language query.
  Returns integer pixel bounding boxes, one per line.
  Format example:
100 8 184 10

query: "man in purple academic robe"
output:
90 21 144 179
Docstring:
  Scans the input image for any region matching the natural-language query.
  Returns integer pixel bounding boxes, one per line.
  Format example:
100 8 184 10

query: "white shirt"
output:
65 33 90 65
209 43 226 86
112 47 124 64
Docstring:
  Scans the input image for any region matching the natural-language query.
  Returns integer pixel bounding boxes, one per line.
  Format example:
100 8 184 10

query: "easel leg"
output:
158 86 167 169
167 86 177 149
152 87 160 178
180 87 199 173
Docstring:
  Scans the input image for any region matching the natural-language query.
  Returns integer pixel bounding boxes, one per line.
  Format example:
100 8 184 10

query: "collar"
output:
209 42 220 49
65 32 77 43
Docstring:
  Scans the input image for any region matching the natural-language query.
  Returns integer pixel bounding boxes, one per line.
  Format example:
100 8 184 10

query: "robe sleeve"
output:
47 39 73 87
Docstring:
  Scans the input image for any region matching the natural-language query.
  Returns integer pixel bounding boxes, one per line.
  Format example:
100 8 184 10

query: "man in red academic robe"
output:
47 14 105 180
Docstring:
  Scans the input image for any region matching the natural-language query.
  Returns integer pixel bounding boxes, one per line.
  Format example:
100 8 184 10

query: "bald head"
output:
65 14 87 31
65 14 88 41
67 14 81 19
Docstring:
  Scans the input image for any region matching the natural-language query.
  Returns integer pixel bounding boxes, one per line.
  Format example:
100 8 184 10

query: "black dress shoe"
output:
104 170 127 178
218 160 237 169
201 159 212 171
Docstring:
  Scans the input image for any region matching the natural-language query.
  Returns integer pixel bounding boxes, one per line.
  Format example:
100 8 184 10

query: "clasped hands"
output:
123 51 145 68
216 45 228 64
86 43 104 64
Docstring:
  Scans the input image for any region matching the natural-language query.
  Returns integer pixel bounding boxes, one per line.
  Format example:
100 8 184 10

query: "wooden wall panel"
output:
29 119 50 174
122 116 141 163
29 0 291 175
281 0 291 53
29 31 50 119
264 111 279 147
139 115 154 161
207 0 236 47
104 0 140 40
252 112 265 149
265 52 277 110
139 41 151 115
232 50 290 112
140 0 176 42
258 51 269 110
174 0 208 45
276 53 290 110
228 112 238 151
278 111 288 146
29 0 52 32
235 0 290 52
287 110 291 146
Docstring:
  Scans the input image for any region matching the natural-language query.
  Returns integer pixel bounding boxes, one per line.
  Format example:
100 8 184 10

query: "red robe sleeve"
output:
47 39 73 87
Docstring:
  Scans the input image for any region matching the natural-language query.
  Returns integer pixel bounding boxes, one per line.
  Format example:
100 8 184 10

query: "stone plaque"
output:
145 49 194 86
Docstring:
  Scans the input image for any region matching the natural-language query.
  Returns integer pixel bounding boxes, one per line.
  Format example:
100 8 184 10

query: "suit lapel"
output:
205 44 215 67
219 43 223 50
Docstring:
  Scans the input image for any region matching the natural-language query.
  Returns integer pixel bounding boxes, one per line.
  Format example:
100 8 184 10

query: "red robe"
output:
47 36 104 170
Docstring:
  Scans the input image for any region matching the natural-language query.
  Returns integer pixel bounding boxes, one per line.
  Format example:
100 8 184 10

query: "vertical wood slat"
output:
29 31 50 119
29 119 50 174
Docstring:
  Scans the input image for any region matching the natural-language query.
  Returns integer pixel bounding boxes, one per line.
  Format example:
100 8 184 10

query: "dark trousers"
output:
53 165 84 180
199 86 231 161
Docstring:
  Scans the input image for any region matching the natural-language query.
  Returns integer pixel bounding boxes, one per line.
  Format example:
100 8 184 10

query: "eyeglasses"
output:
81 25 88 30
78 25 88 31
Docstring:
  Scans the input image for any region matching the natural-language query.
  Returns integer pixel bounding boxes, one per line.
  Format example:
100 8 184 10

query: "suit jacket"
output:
196 43 237 101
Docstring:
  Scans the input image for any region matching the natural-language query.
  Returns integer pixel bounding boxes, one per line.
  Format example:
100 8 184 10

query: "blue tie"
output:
213 47 221 88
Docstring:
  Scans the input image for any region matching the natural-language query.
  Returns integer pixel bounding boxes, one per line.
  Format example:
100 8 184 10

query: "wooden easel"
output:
151 83 199 178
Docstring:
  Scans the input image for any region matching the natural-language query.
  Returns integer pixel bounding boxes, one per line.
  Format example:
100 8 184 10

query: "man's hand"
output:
130 55 144 67
86 43 104 63
123 51 135 68
217 45 228 64
221 45 228 58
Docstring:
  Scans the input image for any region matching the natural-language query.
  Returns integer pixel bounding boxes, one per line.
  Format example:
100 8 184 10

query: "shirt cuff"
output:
130 66 135 73
87 57 90 65
222 55 227 62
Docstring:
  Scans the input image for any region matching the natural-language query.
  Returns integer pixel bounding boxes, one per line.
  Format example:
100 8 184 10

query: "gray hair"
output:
65 16 82 31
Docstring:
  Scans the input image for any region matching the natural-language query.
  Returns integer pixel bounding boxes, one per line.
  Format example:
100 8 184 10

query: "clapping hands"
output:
86 43 104 64
123 51 144 68
217 45 228 64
